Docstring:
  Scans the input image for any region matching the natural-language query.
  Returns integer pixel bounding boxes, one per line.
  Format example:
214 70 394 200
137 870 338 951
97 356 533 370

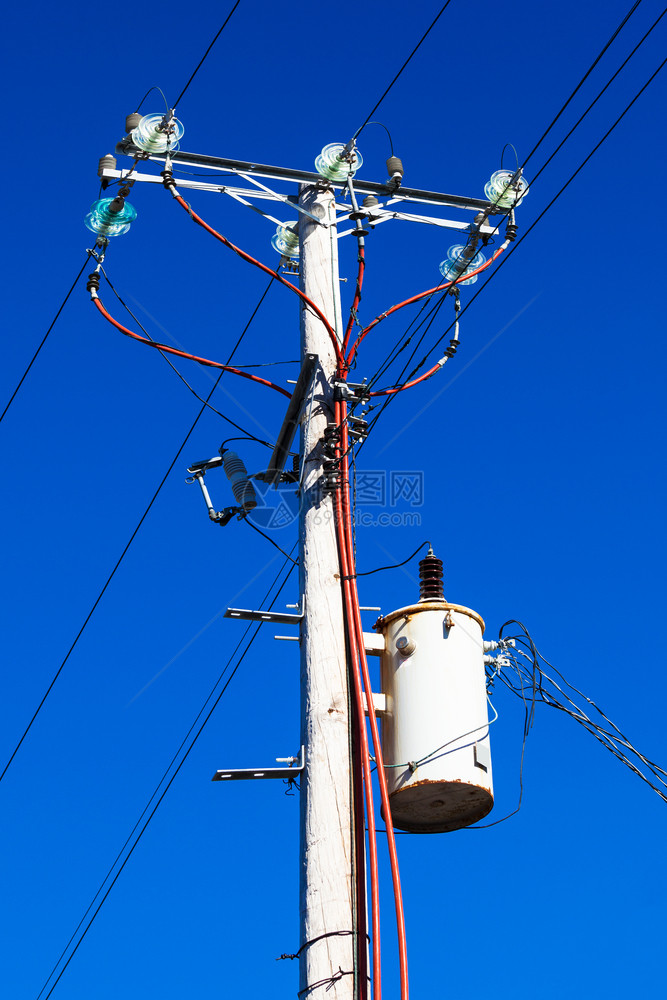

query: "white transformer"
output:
374 551 493 833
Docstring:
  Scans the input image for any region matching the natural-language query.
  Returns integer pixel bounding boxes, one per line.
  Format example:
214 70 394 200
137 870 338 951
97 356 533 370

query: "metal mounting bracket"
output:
212 745 305 782
266 353 319 485
224 605 304 624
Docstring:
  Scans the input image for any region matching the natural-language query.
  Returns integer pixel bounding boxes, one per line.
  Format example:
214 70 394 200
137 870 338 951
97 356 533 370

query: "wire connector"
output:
334 380 370 403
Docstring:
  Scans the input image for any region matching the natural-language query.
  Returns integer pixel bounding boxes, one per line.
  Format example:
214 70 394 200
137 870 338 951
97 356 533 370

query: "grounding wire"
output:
353 0 455 140
172 1 242 109
99 267 275 446
359 52 667 444
0 254 93 425
0 279 274 785
35 546 297 1000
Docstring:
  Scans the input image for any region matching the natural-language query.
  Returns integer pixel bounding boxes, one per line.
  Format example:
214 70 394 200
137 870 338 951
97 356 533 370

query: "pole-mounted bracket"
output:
224 605 304 624
266 353 319 486
212 746 305 782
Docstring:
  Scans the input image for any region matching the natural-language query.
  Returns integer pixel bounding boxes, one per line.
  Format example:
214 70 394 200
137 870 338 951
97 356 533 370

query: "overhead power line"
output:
353 0 454 140
522 0 643 168
0 279 274 785
0 255 91 426
173 0 242 109
35 547 297 1000
359 2 660 407
361 0 652 412
362 51 667 441
525 4 667 190
100 268 277 444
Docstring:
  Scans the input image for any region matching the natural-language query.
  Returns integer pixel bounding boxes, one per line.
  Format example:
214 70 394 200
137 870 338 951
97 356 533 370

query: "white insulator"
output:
131 112 185 153
271 221 300 258
314 142 363 181
484 169 529 209
376 600 493 832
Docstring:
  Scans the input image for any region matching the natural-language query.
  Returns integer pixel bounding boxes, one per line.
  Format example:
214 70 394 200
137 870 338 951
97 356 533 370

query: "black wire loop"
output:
297 969 354 997
277 930 358 962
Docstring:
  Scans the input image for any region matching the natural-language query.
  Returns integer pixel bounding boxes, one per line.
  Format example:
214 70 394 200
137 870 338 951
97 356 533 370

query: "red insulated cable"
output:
346 245 506 364
170 191 345 370
92 296 291 399
342 245 366 357
368 362 441 398
338 402 410 1000
334 398 382 1000
351 697 369 995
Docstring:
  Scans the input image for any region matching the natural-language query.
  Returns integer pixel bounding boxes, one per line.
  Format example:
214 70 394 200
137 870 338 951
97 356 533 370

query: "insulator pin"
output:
418 548 444 601
222 450 257 512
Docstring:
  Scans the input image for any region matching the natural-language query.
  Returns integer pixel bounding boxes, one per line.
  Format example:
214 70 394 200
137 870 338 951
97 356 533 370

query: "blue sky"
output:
1 1 666 998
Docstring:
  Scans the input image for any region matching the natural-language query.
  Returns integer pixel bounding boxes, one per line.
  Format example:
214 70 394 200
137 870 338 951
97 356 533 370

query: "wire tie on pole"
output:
277 930 357 963
297 969 354 997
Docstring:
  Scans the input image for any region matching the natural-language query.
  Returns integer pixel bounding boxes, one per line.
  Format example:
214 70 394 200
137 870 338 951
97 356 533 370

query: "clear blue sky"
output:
2 2 666 998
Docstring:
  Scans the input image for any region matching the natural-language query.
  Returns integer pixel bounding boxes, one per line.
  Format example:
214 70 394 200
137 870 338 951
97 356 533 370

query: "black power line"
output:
100 266 276 446
525 4 667 192
173 0 242 109
522 0 644 169
0 255 92 426
353 0 455 140
363 52 667 441
35 547 297 1000
370 0 655 412
0 279 274 785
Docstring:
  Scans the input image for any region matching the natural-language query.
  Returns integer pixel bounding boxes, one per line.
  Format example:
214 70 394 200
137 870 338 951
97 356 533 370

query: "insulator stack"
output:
418 548 444 601
222 450 257 511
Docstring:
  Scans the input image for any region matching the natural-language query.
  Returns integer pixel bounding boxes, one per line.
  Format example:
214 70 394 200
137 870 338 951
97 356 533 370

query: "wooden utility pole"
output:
298 182 355 1000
